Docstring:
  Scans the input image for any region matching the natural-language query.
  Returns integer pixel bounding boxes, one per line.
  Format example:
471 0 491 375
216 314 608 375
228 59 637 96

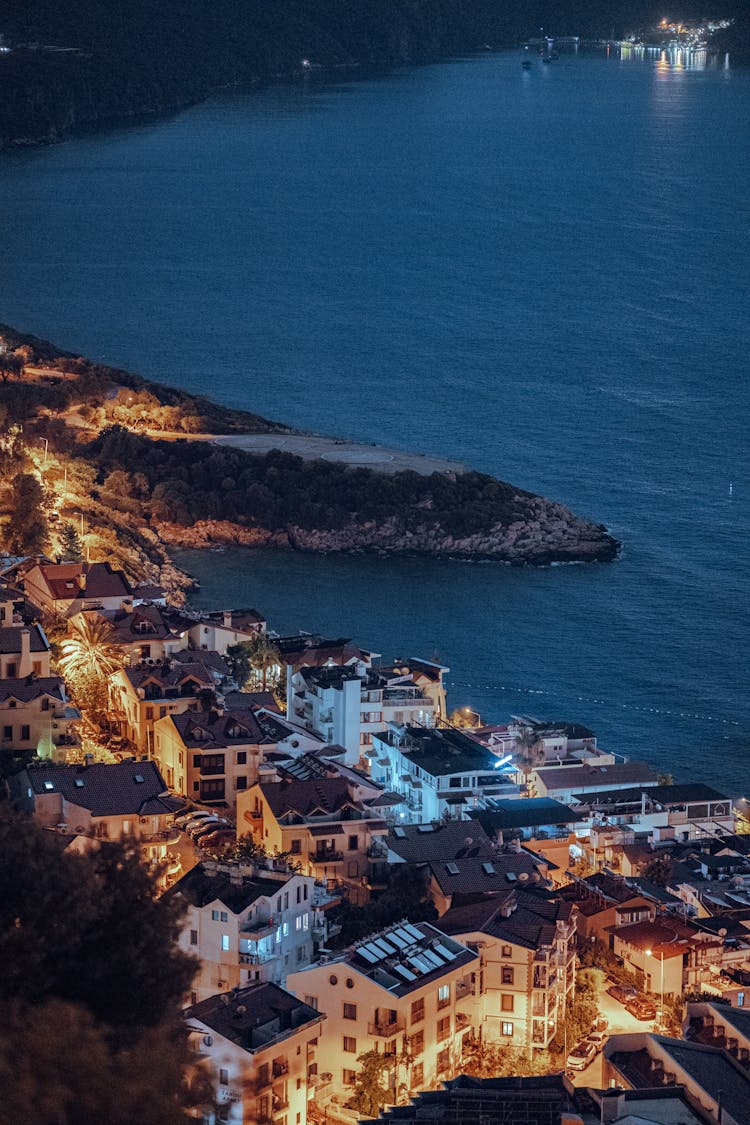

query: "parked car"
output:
175 809 208 827
566 1039 597 1071
182 814 219 835
594 1016 608 1032
607 982 637 1004
191 818 230 841
625 994 657 1021
187 817 223 838
199 829 235 850
587 1030 607 1051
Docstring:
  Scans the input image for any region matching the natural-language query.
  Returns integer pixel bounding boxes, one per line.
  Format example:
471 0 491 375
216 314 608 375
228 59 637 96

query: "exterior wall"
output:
610 938 687 998
0 687 74 757
452 925 575 1053
110 670 201 753
188 619 264 656
153 717 265 809
286 955 477 1105
179 875 317 1001
187 1015 321 1125
0 628 50 679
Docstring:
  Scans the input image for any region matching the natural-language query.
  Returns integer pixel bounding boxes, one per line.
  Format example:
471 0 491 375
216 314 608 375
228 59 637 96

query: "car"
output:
625 994 657 1021
607 983 637 1004
187 817 223 838
191 819 229 840
182 814 219 835
594 1016 608 1032
198 829 235 850
566 1039 597 1071
587 1030 607 1051
175 809 209 827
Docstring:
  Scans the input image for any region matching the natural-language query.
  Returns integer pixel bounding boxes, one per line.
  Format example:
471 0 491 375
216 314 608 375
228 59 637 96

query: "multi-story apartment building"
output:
168 859 336 1000
185 982 324 1125
286 921 478 1108
108 657 217 754
288 662 437 767
572 782 736 845
439 890 577 1053
237 765 392 903
9 758 184 874
370 725 520 823
153 704 313 809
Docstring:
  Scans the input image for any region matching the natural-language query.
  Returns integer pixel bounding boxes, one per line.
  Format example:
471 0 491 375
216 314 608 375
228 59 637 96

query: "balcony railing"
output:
455 979 474 1001
140 826 181 845
309 851 344 864
239 951 275 965
368 1017 405 1036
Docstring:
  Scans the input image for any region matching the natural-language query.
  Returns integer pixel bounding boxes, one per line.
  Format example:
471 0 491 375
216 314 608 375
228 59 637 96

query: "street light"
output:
645 948 664 1027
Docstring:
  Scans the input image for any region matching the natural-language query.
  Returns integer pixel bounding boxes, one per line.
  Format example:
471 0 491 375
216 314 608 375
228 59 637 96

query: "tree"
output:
349 1048 392 1118
7 472 48 555
228 632 281 691
59 521 84 561
0 809 197 1122
642 853 674 887
552 968 600 1054
0 352 23 382
513 723 548 794
58 612 125 714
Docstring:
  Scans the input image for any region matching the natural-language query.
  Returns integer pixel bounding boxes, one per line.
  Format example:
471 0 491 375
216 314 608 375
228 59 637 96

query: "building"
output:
185 982 324 1125
470 798 585 882
369 725 520 823
69 603 194 665
167 859 336 1000
18 559 133 619
425 849 553 916
0 621 51 680
385 819 495 867
533 761 659 805
604 1031 750 1125
571 783 736 844
9 758 183 869
607 916 725 999
554 871 656 943
685 1000 750 1063
153 704 310 808
0 674 78 758
236 765 391 902
438 890 576 1052
286 921 478 1107
188 608 267 655
109 657 218 754
288 663 439 767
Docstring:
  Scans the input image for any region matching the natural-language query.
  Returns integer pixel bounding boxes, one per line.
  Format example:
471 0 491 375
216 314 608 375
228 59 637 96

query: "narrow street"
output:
570 983 657 1088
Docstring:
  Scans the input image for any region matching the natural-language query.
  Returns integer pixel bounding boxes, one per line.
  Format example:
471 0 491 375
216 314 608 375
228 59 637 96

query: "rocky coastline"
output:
155 497 619 566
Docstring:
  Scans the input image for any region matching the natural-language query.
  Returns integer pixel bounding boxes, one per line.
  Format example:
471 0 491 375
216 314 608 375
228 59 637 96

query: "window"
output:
501 945 513 958
193 781 199 792
211 910 219 921
290 839 301 854
41 697 49 711
502 1022 514 1037
437 1048 450 1074
20 725 30 741
437 1016 451 1043
304 995 318 1010
219 1069 229 1086
437 984 450 1010
411 998 424 1024
343 1002 357 1020
284 892 289 909
303 914 309 931
501 966 514 985
343 1036 357 1053
342 1069 357 1086
237 751 247 764
303 884 308 900
236 777 247 790
411 1063 424 1089
295 916 302 931
296 945 306 963
501 994 514 1012
145 706 154 721
190 930 198 946
200 779 225 800
348 834 358 851
282 922 289 937
2 726 11 740
738 992 745 1007
449 777 461 788
410 1030 424 1055
6 664 16 678
221 935 230 952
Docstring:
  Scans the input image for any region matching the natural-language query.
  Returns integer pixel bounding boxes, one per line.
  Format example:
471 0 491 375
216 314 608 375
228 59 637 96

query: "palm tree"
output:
242 632 281 692
513 723 547 795
58 613 125 714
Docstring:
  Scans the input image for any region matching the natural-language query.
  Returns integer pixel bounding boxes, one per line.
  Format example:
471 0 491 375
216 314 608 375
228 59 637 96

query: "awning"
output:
308 824 344 837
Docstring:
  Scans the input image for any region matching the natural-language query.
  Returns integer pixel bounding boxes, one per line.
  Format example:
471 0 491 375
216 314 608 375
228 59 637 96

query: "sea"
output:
0 47 748 791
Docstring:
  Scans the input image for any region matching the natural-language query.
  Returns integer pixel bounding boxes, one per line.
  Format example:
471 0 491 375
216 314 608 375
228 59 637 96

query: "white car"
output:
587 1030 607 1052
566 1039 597 1071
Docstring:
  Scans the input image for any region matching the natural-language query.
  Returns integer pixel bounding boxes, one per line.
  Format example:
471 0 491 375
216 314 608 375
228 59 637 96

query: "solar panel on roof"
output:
404 923 425 942
393 927 415 948
409 956 431 974
506 871 517 882
393 963 417 981
417 825 433 833
393 826 407 838
482 861 495 875
386 930 409 949
371 939 396 957
445 862 460 876
420 949 444 969
433 943 457 961
357 945 380 964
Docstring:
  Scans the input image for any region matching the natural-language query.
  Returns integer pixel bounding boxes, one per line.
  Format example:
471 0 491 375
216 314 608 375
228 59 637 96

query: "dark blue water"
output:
1 50 748 789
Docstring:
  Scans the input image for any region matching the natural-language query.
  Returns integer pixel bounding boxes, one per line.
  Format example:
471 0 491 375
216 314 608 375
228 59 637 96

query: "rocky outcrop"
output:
155 500 618 565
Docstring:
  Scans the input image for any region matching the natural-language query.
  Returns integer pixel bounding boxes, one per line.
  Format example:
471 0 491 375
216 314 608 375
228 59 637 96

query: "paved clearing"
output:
213 433 467 476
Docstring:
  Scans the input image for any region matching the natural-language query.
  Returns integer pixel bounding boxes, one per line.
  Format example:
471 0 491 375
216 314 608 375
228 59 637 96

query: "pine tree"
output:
59 521 84 561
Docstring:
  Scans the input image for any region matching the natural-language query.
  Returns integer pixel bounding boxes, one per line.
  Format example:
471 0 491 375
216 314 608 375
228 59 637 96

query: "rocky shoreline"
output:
155 496 619 566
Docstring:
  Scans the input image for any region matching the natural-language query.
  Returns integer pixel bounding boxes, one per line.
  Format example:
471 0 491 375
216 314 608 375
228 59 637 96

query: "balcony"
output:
239 950 275 965
272 1061 288 1079
455 1012 472 1030
368 1017 405 1036
140 825 181 846
309 851 344 864
455 978 474 1001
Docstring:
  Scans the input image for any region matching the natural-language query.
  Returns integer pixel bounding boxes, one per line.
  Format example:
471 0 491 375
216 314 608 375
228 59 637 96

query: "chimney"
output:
223 611 232 628
78 570 87 593
18 628 33 678
599 1090 626 1123
83 752 94 768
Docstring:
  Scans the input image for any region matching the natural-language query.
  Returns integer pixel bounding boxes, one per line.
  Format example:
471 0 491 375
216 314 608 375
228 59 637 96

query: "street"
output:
569 982 656 1087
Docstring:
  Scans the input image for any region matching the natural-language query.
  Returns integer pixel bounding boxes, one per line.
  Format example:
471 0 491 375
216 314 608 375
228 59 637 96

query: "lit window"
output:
303 914 309 931
221 935 230 952
295 916 302 931
283 922 289 937
343 1036 357 1053
502 1021 514 1036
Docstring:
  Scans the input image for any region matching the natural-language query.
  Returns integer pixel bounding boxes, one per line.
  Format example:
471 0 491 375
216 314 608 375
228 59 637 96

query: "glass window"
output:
342 1069 357 1086
437 984 450 1009
343 1036 357 1053
502 1022 514 1036
501 994 514 1012
412 1062 423 1089
237 751 247 764
219 1069 229 1086
410 1030 424 1055
437 1016 451 1042
502 966 514 985
501 945 513 958
221 935 230 952
190 930 198 945
236 776 247 790
411 998 424 1024
343 1003 357 1020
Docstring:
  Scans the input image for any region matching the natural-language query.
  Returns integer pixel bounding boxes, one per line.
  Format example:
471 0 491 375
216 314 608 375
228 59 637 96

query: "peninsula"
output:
0 324 619 595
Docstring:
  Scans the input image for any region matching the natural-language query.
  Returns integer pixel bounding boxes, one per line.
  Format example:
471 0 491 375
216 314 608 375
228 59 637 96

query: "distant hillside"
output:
1 0 744 146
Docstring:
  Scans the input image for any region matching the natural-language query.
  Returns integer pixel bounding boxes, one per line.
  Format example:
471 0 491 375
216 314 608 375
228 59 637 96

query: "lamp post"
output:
645 948 664 1028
